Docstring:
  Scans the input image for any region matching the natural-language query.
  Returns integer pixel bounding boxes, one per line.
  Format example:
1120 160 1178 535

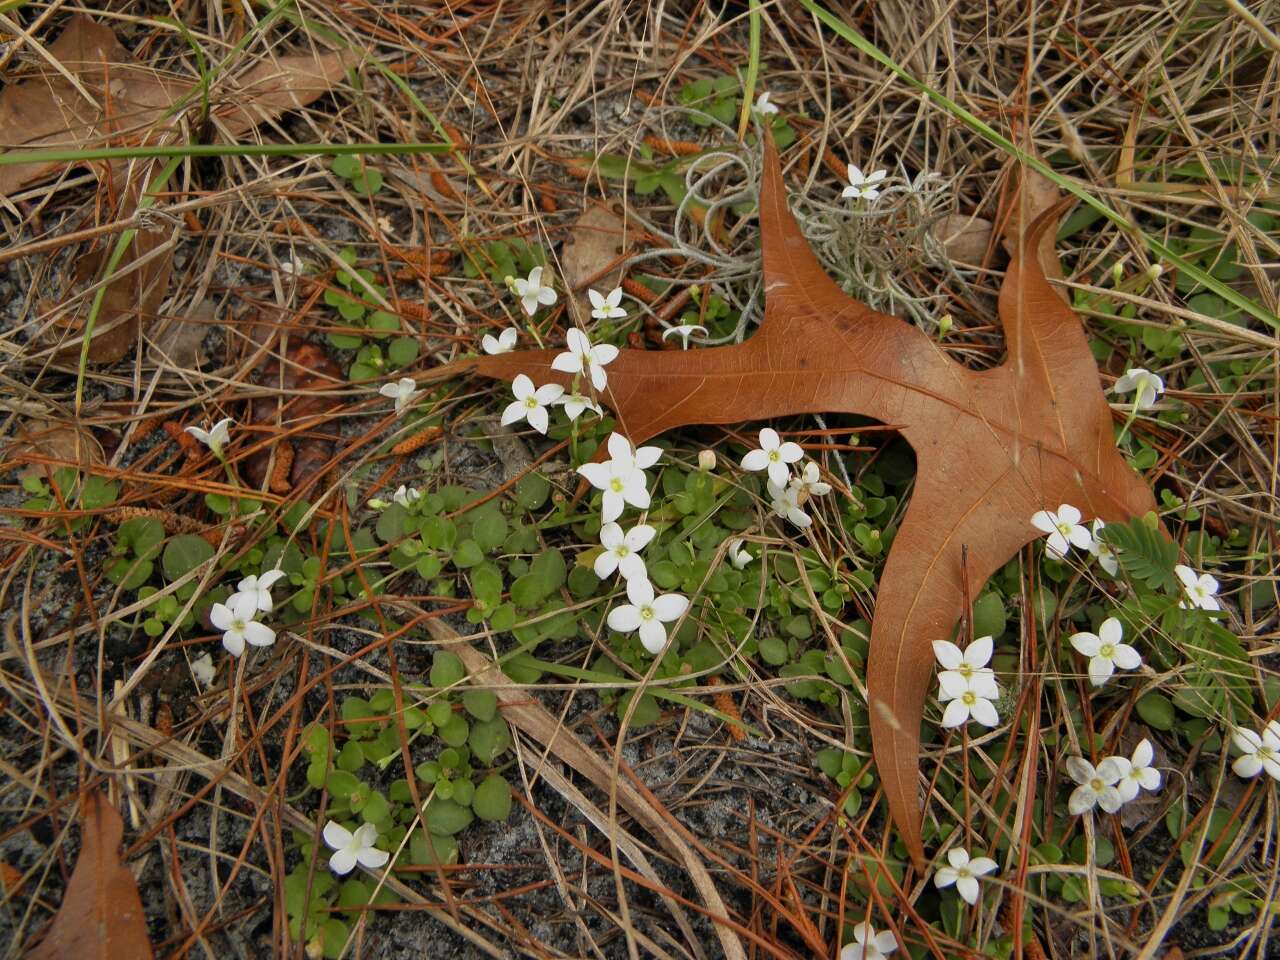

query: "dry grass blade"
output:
426 618 748 960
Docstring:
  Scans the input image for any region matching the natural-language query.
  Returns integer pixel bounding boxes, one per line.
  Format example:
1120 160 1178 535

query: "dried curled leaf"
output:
429 137 1156 867
0 15 357 196
26 791 153 960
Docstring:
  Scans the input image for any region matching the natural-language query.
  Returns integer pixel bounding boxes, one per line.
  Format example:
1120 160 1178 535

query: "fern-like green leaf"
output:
1098 513 1178 592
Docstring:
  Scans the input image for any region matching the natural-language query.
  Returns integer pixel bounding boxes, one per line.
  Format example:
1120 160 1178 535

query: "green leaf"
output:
463 688 498 723
453 538 484 569
473 774 512 821
430 651 466 689
410 830 458 865
971 592 1007 640
424 798 473 835
1135 692 1176 731
387 337 419 367
1098 513 1178 592
161 535 214 580
331 154 361 178
514 473 550 510
438 713 470 747
325 770 361 797
469 715 512 764
759 636 788 666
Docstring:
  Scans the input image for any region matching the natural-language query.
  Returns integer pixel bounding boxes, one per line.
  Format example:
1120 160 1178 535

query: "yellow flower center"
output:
1099 643 1115 658
767 450 780 462
1090 777 1104 791
640 606 654 621
524 397 538 409
961 691 976 706
610 478 624 493
1055 520 1072 535
616 545 629 557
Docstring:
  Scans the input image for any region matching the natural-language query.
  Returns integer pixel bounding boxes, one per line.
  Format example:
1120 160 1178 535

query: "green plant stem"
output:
736 0 763 141
1 141 449 168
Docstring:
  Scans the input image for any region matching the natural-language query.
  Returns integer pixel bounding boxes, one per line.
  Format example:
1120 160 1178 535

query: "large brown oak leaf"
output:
429 140 1155 867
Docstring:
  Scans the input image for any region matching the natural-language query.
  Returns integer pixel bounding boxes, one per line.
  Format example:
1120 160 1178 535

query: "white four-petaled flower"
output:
933 636 1000 702
185 417 234 459
741 428 804 487
840 922 897 960
392 485 421 508
510 265 558 316
577 432 661 523
933 847 998 906
662 324 708 349
379 377 420 414
767 479 811 528
607 576 690 655
791 461 832 500
322 820 390 875
939 672 1000 728
1113 367 1165 409
551 328 619 392
1109 739 1162 802
753 91 780 116
595 522 656 581
1089 520 1119 575
210 592 276 657
1066 756 1124 815
589 287 627 320
1232 723 1280 781
482 327 518 355
1176 564 1220 611
234 570 288 614
501 373 564 434
1031 503 1092 559
1069 617 1141 687
843 164 887 202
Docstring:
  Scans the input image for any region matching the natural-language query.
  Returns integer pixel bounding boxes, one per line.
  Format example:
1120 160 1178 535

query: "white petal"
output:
599 523 623 549
577 462 610 490
758 427 780 451
622 480 651 511
607 604 641 633
533 383 565 404
617 554 647 581
537 286 557 306
946 848 970 869
1045 532 1070 558
1088 656 1115 687
500 400 526 426
1114 777 1140 803
357 846 390 869
776 441 804 464
1132 739 1154 768
600 490 623 523
243 622 276 647
551 352 582 374
1137 767 1162 791
209 602 234 631
526 405 549 434
1067 524 1094 549
606 432 633 462
968 857 997 877
955 875 979 905
766 460 792 488
259 569 287 589
626 577 655 605
1065 757 1096 786
1175 564 1198 589
932 641 963 670
1057 504 1082 525
1030 511 1057 533
594 551 619 579
1111 644 1141 670
633 445 662 470
565 328 589 355
938 672 971 700
222 631 245 657
1233 754 1263 778
873 930 898 954
970 697 999 727
941 699 970 728
588 289 605 309
741 449 770 472
964 636 993 669
323 820 353 850
969 671 1001 700
1097 787 1124 813
1068 785 1096 815
638 619 669 654
328 847 357 875
1094 758 1124 784
1263 755 1280 781
651 593 689 622
1233 727 1262 754
591 343 619 366
933 866 957 889
625 524 656 551
511 374 534 400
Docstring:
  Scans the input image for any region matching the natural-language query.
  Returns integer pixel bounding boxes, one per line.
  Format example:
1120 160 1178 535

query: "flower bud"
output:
698 449 717 472
937 313 953 338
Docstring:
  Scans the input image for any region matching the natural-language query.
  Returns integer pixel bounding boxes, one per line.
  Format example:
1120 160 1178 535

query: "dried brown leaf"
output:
932 212 994 264
430 137 1156 867
243 341 343 491
0 15 356 196
10 417 104 479
559 203 629 317
26 790 153 960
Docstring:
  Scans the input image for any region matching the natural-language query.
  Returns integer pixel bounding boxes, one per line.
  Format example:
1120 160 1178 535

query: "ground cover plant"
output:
0 2 1277 959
